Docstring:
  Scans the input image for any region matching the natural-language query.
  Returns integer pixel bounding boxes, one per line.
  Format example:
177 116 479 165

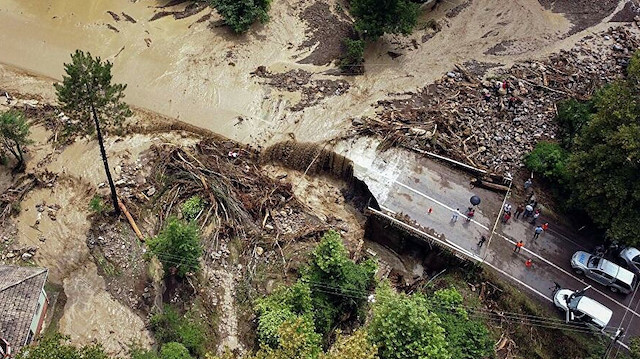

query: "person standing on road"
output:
523 204 534 218
502 211 511 224
542 222 549 233
530 209 540 225
524 178 532 190
514 204 524 219
466 207 475 222
514 240 524 253
533 225 543 240
477 235 487 247
451 208 459 222
504 203 512 214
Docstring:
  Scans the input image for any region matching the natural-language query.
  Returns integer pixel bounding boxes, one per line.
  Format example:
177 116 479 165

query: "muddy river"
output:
0 0 600 148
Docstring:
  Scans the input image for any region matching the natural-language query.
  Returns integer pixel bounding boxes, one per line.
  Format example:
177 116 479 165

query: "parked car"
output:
553 288 613 331
571 251 637 294
619 247 640 275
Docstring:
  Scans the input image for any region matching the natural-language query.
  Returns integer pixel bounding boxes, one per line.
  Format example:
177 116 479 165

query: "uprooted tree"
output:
55 50 132 215
0 109 31 171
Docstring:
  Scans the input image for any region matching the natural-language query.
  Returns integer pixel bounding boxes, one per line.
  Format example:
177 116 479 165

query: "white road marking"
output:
388 179 640 321
368 207 553 303
393 181 489 228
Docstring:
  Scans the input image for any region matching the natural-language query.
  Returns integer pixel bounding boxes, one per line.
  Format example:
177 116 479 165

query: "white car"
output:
571 251 637 294
619 247 640 275
553 288 613 331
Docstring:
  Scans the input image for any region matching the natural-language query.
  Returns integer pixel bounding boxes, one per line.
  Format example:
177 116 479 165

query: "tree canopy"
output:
567 52 640 245
54 49 131 136
148 218 203 277
208 0 271 33
16 334 109 359
525 51 640 246
368 283 450 359
350 0 419 40
0 109 31 169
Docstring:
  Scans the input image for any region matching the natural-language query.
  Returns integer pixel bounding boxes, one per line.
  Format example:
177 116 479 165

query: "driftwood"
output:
119 199 145 241
471 178 510 193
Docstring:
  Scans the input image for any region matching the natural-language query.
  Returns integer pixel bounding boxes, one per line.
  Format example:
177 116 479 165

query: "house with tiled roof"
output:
0 265 49 357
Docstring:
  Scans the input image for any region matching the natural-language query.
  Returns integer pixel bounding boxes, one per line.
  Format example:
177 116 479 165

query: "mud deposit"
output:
0 0 628 149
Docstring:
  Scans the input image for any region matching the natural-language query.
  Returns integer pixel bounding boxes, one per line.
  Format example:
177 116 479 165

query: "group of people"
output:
502 200 545 227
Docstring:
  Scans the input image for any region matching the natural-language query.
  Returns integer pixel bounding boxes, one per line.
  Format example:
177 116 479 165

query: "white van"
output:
553 288 613 331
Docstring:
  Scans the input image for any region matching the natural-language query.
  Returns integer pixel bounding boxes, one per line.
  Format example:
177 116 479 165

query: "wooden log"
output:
118 199 145 241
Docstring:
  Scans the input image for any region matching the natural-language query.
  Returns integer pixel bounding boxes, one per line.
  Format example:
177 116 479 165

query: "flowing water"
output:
0 0 590 148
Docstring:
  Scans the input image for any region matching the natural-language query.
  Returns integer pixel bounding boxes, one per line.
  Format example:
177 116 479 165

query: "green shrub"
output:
89 194 105 215
350 0 419 40
159 342 192 359
181 195 204 221
150 306 205 357
524 142 570 185
368 283 449 359
430 287 493 359
303 230 377 335
209 0 272 33
254 282 314 347
148 218 202 277
16 333 110 359
130 347 160 359
340 39 365 74
556 99 593 150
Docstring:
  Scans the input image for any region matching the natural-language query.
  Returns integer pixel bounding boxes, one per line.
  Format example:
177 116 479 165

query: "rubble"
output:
349 26 640 175
252 67 350 111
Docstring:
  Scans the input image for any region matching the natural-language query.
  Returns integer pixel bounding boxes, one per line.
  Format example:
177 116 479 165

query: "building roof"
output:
0 265 48 351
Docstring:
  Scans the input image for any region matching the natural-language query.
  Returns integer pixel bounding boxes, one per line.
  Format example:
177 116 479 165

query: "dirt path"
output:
0 0 629 149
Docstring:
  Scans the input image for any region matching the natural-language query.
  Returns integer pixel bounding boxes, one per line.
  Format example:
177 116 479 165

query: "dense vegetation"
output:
0 109 31 171
208 0 271 33
148 217 203 277
525 51 640 246
16 334 109 359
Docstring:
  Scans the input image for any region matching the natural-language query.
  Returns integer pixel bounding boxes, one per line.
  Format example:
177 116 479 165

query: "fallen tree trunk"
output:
118 199 145 241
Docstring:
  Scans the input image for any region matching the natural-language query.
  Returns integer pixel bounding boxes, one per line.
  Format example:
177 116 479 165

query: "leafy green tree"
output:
16 333 109 359
55 50 132 216
209 0 271 33
568 64 640 245
430 288 493 359
630 337 640 359
148 218 203 277
524 141 570 185
350 0 419 40
149 306 206 357
555 99 593 150
159 342 193 359
323 329 378 359
368 283 450 359
340 39 366 74
0 109 31 170
254 282 315 347
302 230 376 335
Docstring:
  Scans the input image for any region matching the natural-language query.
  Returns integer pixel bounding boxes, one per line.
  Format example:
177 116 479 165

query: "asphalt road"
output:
337 139 640 346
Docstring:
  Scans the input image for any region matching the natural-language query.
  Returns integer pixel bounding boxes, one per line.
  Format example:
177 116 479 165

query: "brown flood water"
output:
0 0 602 149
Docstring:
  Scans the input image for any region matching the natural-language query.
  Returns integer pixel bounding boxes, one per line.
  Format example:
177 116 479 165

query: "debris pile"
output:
252 67 350 111
351 26 640 174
